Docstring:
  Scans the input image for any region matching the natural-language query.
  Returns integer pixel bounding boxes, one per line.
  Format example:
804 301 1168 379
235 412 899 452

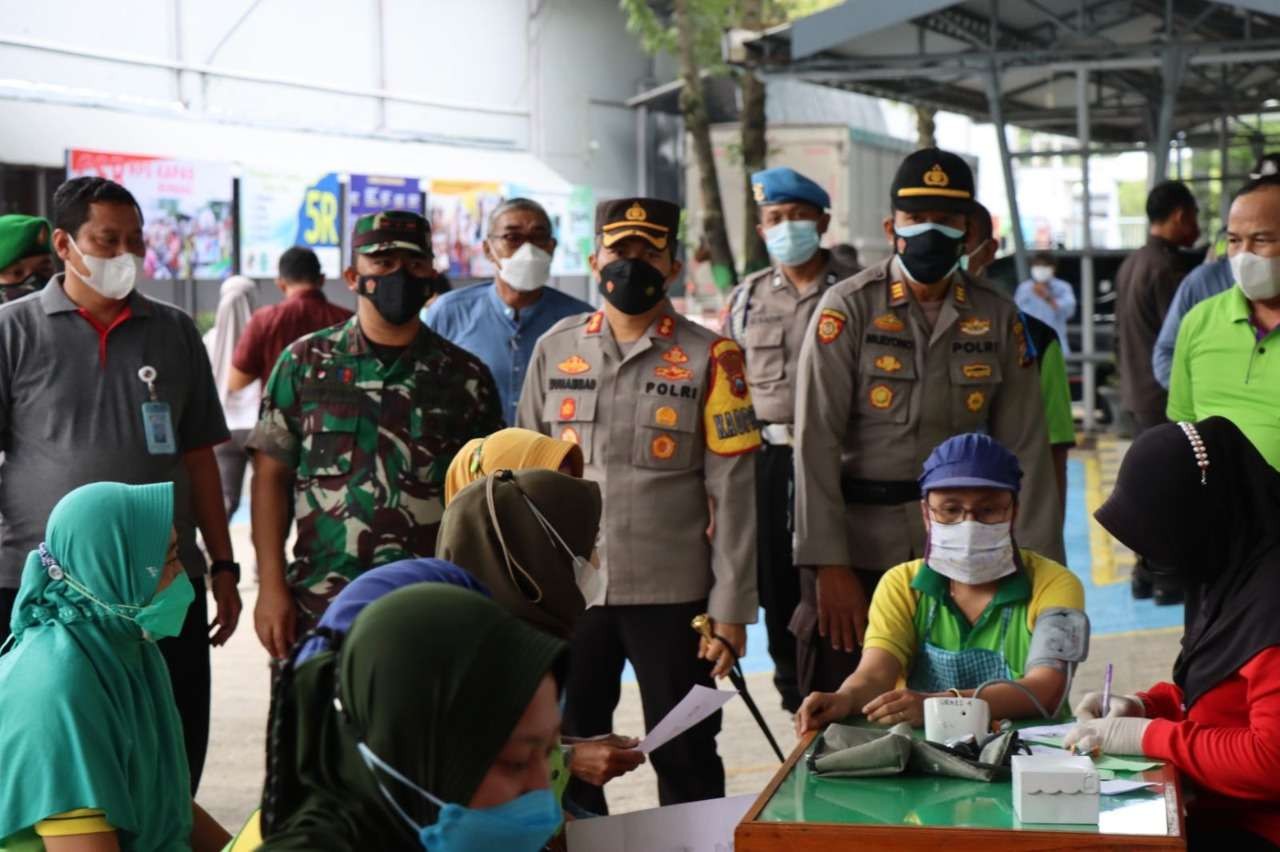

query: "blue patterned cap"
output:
920 433 1022 493
751 167 830 210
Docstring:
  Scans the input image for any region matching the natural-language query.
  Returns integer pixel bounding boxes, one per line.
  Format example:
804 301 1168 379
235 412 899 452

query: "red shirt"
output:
1140 645 1280 844
232 289 352 381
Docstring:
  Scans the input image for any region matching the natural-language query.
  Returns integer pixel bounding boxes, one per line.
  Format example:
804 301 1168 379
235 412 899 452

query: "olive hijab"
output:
0 482 191 851
436 468 602 640
261 584 567 851
1094 417 1280 708
444 427 584 505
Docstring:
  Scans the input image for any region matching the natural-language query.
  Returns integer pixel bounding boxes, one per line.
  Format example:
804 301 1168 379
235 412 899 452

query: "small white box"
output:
923 696 990 744
1012 754 1100 825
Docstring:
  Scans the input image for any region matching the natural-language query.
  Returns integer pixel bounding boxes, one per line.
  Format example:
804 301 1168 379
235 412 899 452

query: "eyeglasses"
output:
926 501 1014 525
489 232 552 251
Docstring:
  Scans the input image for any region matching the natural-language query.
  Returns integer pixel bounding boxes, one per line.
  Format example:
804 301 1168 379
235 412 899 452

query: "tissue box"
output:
1012 754 1100 825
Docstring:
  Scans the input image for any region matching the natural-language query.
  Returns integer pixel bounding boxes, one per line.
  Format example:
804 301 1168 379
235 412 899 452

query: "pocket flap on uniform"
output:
860 346 918 380
949 358 1003 385
544 391 598 424
638 396 698 434
745 323 785 348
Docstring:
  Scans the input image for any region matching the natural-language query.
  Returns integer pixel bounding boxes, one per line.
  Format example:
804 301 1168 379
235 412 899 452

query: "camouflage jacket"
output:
248 316 502 611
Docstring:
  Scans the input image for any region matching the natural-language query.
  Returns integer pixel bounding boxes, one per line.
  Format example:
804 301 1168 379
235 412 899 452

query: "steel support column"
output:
1077 67 1097 433
985 64 1029 283
1152 46 1187 185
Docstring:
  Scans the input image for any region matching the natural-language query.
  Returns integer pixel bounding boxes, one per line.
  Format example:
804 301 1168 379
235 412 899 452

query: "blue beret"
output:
751 167 829 210
920 433 1023 493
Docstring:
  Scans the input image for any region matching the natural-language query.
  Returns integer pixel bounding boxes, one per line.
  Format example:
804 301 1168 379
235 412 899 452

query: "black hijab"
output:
1094 417 1280 708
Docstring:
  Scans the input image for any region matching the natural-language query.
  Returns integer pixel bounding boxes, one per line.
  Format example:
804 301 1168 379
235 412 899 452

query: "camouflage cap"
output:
0 215 53 271
352 210 431 256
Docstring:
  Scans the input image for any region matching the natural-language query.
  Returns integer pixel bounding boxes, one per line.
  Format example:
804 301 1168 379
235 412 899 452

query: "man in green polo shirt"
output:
1168 175 1280 470
795 433 1084 733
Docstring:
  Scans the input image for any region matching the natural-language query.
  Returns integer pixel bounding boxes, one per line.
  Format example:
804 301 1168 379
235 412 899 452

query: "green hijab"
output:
435 469 601 640
261 584 567 850
0 482 191 851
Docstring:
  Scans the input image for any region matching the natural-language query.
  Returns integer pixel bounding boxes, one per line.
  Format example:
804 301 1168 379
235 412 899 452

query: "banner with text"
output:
239 169 343 278
66 149 234 281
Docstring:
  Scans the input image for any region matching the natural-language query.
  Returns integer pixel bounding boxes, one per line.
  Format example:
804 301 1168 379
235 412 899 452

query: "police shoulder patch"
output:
816 308 847 345
704 339 761 456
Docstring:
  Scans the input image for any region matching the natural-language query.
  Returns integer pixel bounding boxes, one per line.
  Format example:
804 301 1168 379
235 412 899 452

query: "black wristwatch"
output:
210 560 241 583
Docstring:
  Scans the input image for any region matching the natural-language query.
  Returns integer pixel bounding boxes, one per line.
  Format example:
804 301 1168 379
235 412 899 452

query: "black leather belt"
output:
841 477 921 506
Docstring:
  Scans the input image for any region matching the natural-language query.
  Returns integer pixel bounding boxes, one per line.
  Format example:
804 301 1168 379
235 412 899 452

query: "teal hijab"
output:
0 482 192 851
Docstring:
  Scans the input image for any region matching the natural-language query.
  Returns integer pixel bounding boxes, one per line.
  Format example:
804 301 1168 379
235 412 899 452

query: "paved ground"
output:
199 441 1187 830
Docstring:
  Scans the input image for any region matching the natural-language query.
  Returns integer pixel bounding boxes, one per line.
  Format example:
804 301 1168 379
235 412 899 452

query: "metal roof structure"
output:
727 0 1280 431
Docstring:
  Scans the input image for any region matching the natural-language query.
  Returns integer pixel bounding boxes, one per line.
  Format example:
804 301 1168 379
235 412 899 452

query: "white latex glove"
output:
1064 717 1152 757
1073 691 1146 721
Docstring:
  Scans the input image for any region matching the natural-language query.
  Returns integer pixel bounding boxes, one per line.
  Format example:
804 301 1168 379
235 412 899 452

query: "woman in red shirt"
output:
1065 417 1280 850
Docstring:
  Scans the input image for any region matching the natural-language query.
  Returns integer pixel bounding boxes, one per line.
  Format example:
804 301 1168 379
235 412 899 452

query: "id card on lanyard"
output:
138 365 177 455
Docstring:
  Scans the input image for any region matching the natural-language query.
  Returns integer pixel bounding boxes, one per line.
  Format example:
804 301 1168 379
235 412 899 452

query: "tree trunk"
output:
739 0 769 276
916 106 937 149
676 0 737 292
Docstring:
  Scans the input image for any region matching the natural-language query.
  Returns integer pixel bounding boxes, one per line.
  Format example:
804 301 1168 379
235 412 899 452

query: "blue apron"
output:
907 596 1015 693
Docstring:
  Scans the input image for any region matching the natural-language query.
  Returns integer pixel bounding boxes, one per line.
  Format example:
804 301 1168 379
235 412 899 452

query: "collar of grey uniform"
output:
888 256 968 308
771 249 835 293
40 273 153 318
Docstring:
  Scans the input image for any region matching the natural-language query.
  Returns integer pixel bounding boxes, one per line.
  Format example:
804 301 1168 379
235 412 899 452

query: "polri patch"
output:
704 339 761 456
651 434 677 460
962 363 992 379
655 405 678 428
816 308 847 344
662 345 689 365
959 316 991 336
1014 319 1033 367
559 397 577 421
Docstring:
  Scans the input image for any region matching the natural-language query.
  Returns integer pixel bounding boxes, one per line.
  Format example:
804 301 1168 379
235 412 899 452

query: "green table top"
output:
755 731 1173 836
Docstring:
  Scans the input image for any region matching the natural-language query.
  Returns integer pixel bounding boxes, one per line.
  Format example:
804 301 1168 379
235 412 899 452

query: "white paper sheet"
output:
637 685 735 754
1100 779 1160 795
1019 722 1078 740
566 794 755 852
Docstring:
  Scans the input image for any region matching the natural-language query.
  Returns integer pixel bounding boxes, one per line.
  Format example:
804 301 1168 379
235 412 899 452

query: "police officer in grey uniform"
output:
517 197 760 811
726 167 860 714
791 148 1064 696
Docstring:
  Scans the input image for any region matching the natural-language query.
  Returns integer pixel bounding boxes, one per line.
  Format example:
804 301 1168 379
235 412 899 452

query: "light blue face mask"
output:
764 219 821 266
38 543 193 640
357 742 563 852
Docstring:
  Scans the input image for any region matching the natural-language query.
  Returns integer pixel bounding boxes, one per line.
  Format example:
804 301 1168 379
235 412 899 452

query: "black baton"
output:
692 614 786 763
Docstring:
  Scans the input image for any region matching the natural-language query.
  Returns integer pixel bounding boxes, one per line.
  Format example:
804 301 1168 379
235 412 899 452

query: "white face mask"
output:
1230 250 1280 301
926 520 1017 585
499 242 553 293
69 238 139 300
1030 265 1054 284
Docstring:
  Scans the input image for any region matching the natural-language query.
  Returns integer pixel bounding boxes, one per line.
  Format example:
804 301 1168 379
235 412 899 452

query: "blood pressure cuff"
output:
809 723 1024 783
1026 607 1091 672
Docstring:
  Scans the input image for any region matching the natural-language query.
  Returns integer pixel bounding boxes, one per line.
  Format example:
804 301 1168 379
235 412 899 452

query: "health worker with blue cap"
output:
790 147 1064 699
795 433 1085 735
724 166 860 714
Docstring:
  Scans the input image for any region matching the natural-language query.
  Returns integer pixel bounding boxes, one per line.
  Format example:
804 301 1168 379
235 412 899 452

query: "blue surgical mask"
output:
764 220 821 266
39 543 193 640
357 742 563 852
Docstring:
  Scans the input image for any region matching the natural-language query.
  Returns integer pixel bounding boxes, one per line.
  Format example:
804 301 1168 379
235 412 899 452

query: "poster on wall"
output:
239 169 343 279
66 149 234 281
427 180 504 279
504 184 595 277
346 175 425 263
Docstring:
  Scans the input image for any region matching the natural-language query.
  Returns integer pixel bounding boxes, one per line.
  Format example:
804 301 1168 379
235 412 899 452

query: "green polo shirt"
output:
1168 287 1280 469
863 550 1084 680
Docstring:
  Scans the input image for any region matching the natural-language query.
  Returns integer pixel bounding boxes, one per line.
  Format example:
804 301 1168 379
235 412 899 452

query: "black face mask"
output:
0 273 43 302
895 224 966 284
597 258 667 315
358 269 431 326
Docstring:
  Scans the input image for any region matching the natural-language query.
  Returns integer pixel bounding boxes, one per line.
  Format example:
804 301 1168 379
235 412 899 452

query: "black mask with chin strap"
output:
358 270 431 325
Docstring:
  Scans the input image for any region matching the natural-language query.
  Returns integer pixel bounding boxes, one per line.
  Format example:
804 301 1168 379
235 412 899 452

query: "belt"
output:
841 477 921 506
760 423 793 447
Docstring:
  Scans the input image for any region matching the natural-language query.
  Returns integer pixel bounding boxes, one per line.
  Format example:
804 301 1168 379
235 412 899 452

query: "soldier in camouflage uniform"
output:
248 211 503 658
0 214 56 303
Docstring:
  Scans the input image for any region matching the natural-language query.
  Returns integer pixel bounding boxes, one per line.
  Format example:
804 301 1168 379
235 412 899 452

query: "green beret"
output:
0 215 54 272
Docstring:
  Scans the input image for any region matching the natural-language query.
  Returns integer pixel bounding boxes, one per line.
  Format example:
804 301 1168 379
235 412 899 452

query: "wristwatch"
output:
210 560 241 583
